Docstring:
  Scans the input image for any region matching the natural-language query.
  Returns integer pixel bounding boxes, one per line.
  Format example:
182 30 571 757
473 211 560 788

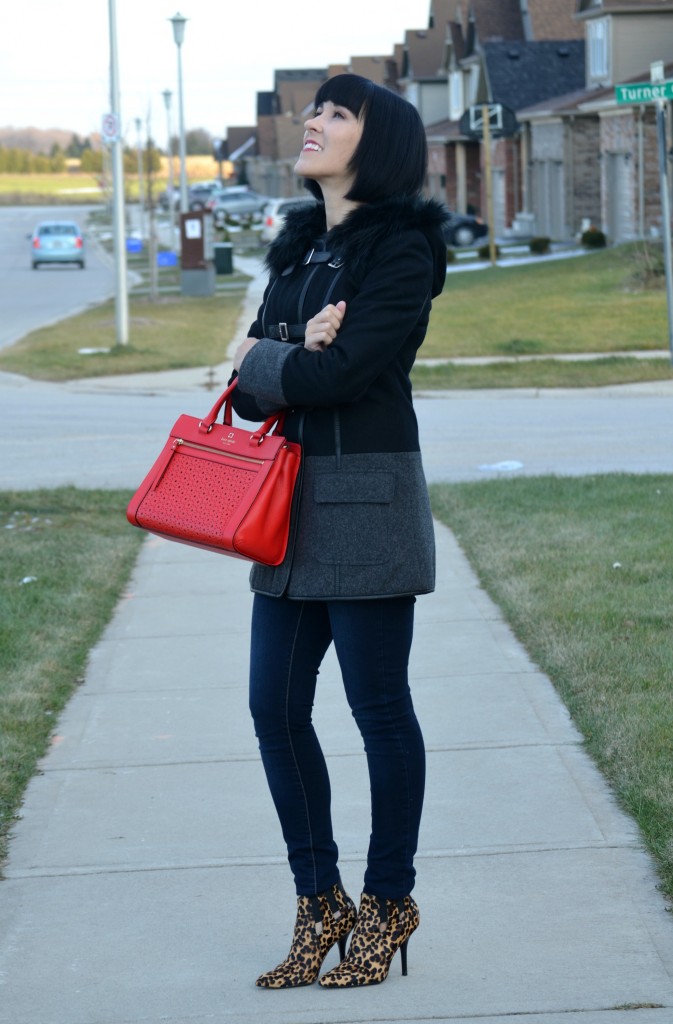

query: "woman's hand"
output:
233 336 260 371
304 300 346 352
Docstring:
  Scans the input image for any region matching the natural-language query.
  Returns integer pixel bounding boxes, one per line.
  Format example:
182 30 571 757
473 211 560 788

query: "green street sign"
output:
615 80 673 104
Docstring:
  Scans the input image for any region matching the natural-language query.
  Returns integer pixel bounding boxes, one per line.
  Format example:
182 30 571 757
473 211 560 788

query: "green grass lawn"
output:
425 245 669 357
412 355 673 390
0 291 245 381
1 239 671 388
0 173 104 204
0 489 142 867
430 474 673 904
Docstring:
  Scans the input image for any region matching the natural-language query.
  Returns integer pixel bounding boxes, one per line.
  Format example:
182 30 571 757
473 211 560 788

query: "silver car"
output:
31 221 85 270
207 189 270 228
260 196 318 244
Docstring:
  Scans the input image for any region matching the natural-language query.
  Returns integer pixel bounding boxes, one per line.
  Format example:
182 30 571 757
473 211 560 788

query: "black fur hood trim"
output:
265 195 449 298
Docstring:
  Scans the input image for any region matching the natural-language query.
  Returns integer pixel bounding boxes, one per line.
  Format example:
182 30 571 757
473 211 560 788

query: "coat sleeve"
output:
236 231 435 409
229 277 287 422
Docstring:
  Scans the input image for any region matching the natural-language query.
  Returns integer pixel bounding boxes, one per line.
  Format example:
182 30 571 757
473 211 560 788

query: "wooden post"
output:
482 104 497 266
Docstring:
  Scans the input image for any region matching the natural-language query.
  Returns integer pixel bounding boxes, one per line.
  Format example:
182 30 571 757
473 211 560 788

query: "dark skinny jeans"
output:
248 592 425 899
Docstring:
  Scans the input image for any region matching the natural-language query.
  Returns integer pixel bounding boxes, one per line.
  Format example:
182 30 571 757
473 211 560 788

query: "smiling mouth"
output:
303 141 321 152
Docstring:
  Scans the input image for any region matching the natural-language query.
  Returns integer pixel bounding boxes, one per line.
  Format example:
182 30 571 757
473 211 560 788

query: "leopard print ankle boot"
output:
255 882 357 989
318 892 419 988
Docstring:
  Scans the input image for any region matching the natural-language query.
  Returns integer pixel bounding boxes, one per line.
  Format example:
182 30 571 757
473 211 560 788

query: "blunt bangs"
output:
312 73 373 120
303 74 427 204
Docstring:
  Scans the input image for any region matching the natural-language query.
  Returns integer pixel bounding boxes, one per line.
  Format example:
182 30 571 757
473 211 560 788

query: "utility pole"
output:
482 104 497 267
135 117 146 242
146 114 159 303
107 0 129 345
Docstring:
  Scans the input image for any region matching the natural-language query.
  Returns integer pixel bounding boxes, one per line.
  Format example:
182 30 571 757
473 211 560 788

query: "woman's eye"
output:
333 110 345 119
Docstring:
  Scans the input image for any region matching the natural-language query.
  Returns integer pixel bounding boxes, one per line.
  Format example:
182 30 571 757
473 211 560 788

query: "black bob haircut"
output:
302 74 428 204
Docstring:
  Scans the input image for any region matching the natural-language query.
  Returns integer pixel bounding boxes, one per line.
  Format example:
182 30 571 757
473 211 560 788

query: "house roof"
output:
349 55 399 88
483 40 586 111
576 0 673 15
274 70 326 116
402 25 448 80
429 0 461 28
425 117 465 141
518 56 673 116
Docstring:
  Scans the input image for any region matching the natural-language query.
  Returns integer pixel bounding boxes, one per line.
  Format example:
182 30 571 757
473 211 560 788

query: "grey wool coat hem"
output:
232 194 449 601
249 452 436 600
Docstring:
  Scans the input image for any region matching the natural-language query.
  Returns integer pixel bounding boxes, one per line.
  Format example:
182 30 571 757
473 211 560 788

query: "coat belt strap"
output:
267 322 306 341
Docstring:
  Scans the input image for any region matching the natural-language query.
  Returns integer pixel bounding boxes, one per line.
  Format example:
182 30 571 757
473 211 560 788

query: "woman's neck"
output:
321 185 361 231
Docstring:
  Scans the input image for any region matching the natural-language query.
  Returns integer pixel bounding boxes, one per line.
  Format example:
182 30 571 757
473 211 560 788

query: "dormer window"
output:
587 16 610 84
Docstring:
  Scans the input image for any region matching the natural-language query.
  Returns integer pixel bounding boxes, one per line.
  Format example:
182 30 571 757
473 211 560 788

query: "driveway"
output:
0 205 116 350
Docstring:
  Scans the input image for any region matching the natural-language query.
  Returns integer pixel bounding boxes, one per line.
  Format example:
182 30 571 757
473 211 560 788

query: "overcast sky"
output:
2 0 431 140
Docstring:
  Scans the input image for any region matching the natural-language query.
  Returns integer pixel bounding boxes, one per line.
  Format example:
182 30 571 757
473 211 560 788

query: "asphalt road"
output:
2 372 673 490
1 208 672 491
0 205 115 350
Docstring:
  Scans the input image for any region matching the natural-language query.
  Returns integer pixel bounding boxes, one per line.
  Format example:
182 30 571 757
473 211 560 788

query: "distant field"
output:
0 157 224 205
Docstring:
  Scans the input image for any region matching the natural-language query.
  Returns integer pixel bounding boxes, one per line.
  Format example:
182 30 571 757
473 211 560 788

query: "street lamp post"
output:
162 89 177 253
134 116 146 241
169 12 189 216
107 0 129 346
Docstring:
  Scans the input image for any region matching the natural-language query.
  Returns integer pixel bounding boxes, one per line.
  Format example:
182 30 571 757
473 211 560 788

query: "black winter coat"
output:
233 194 448 600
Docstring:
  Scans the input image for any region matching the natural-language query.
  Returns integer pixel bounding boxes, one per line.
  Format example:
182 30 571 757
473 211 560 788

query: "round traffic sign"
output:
101 113 119 143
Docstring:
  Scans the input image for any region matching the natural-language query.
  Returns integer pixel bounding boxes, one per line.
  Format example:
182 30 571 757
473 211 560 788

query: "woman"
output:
231 73 447 989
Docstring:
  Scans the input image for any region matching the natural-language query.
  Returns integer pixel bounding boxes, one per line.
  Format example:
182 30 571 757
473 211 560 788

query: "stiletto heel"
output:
400 937 409 976
255 882 357 989
319 893 419 988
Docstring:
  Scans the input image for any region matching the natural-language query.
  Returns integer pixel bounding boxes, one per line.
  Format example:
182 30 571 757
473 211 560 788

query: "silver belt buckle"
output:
279 322 289 341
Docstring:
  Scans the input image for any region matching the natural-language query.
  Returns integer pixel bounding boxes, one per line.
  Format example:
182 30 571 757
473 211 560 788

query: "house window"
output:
587 17 610 83
449 71 463 121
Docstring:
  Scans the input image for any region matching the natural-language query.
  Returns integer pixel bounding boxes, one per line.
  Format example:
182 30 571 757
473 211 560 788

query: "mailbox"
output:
180 210 215 295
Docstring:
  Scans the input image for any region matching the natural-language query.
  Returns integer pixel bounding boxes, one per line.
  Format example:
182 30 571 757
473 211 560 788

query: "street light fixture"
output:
169 12 189 215
162 89 177 252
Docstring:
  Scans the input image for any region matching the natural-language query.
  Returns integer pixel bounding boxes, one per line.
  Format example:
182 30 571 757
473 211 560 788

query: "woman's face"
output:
294 100 364 192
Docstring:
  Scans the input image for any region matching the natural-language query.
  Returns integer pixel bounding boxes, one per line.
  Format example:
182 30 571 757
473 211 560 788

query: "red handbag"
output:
126 379 301 565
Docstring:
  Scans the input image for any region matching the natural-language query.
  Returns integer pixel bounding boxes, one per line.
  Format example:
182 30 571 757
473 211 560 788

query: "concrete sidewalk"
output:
1 522 672 1024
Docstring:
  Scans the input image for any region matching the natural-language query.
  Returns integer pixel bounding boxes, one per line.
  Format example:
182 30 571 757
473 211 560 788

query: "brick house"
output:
517 0 673 241
426 0 585 234
243 69 326 197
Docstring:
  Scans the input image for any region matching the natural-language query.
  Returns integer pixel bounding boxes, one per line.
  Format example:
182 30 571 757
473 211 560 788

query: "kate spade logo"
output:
221 432 236 445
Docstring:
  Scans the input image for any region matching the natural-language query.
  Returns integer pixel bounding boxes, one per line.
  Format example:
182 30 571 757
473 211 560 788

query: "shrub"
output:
625 242 666 291
478 242 501 260
582 227 607 248
446 247 456 264
529 236 551 255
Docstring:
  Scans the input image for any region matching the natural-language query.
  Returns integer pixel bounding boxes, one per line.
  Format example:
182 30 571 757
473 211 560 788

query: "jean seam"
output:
377 601 413 896
284 601 319 895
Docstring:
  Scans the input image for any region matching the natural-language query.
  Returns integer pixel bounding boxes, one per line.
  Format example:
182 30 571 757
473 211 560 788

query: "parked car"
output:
158 186 180 211
188 181 221 210
30 220 85 269
442 208 488 247
260 195 319 243
207 188 270 227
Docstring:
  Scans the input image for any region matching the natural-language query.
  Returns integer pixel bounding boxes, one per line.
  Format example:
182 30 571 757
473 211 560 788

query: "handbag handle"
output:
198 378 287 443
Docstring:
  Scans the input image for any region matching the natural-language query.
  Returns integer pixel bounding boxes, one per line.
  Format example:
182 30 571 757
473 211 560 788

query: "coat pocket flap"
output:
314 472 395 504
